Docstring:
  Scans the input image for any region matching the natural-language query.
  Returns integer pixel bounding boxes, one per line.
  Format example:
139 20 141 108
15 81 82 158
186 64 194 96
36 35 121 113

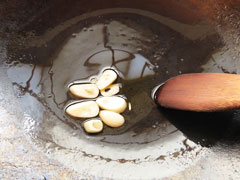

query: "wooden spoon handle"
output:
156 73 240 112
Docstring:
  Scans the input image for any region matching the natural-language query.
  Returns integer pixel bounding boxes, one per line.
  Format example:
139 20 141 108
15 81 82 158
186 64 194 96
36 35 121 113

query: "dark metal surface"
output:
1 0 240 179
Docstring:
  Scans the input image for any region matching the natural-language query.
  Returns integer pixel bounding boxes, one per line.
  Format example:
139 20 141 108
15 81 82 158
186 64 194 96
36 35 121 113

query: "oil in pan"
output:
6 8 224 179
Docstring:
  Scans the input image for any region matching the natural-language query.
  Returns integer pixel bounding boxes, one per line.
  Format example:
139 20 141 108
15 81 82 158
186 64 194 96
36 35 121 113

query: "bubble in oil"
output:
72 33 77 37
137 47 143 52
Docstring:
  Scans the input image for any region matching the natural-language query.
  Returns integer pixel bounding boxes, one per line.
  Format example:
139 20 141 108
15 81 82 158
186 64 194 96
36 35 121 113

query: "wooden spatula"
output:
154 73 240 112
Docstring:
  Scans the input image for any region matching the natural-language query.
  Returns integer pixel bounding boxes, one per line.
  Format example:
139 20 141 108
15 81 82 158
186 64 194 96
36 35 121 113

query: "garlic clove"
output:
99 110 125 127
96 96 127 113
96 69 117 90
83 119 103 133
69 84 99 99
100 84 120 97
65 101 99 118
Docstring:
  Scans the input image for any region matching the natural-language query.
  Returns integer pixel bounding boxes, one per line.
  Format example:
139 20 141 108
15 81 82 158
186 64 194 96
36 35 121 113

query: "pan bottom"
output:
5 8 232 179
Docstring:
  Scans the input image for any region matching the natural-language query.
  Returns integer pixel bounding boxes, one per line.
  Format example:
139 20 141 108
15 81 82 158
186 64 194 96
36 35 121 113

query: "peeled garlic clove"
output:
100 84 120 97
69 84 99 98
99 110 125 127
96 69 117 90
65 101 99 118
83 119 103 133
96 96 127 113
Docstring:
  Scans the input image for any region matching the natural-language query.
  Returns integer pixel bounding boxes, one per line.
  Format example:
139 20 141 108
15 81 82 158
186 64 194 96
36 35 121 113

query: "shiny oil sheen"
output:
5 8 240 179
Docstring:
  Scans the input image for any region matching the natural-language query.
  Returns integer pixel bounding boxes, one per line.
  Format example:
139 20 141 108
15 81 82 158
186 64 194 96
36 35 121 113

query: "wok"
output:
1 0 240 179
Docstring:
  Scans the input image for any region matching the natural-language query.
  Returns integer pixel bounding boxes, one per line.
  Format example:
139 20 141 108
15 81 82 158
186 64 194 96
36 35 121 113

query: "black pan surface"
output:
1 0 240 179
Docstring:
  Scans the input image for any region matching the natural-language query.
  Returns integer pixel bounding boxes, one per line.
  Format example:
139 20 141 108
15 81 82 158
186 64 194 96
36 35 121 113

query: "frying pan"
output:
1 0 240 179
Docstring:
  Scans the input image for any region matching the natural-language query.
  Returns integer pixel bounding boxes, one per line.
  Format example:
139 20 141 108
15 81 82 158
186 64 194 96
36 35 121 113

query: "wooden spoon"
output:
154 73 240 112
